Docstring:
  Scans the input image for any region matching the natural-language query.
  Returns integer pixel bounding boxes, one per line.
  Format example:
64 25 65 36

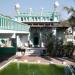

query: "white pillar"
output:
41 8 44 16
28 33 30 46
53 28 56 36
28 33 30 41
29 8 32 16
40 30 42 47
15 3 20 15
16 35 22 47
12 33 16 38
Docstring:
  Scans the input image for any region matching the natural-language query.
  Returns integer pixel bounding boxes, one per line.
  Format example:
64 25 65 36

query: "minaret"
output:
29 8 32 16
52 0 60 36
54 0 59 12
15 3 20 15
41 8 44 16
53 0 60 21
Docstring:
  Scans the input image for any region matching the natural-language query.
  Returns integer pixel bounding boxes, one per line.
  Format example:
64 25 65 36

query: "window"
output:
35 17 37 21
21 17 23 21
0 38 13 48
27 17 29 21
24 17 26 21
38 17 40 21
46 17 49 21
50 18 53 21
32 17 34 21
43 17 45 21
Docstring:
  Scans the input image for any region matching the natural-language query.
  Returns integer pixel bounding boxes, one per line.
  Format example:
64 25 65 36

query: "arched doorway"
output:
33 33 39 47
33 36 39 45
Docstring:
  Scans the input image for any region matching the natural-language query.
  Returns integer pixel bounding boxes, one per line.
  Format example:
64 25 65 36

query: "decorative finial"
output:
41 8 44 10
41 8 44 16
54 0 59 8
15 3 20 15
29 8 32 15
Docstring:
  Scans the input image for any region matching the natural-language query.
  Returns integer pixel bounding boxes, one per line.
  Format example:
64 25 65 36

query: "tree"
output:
64 6 75 14
63 41 74 57
64 5 75 57
42 31 54 56
64 6 75 25
56 38 63 57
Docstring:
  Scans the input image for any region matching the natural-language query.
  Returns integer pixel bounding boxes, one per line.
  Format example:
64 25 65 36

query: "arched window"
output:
35 17 37 21
21 17 23 21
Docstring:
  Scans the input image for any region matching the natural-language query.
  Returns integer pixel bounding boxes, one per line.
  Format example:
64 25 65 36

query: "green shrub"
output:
63 41 74 57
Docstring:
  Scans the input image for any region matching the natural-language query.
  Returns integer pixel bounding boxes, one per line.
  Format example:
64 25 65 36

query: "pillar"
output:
53 27 56 36
53 27 57 56
40 28 42 47
11 33 16 48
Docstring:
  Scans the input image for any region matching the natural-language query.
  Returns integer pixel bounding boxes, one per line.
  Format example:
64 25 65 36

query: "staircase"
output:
25 48 45 56
16 47 46 56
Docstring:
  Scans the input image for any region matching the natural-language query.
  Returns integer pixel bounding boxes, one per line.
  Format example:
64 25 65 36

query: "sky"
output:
0 0 75 20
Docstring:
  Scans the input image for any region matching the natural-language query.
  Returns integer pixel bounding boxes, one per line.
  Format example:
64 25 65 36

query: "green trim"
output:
0 15 30 32
15 12 59 22
0 38 16 55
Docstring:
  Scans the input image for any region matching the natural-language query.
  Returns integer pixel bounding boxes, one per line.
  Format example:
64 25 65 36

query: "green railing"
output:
0 14 30 32
15 11 60 22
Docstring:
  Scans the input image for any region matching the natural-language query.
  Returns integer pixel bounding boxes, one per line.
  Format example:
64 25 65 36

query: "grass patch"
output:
0 63 65 75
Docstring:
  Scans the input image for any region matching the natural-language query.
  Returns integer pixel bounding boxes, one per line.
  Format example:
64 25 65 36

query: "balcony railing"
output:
15 11 60 23
0 14 30 32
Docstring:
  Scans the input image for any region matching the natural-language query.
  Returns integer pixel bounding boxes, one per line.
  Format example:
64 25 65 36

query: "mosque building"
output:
0 0 74 55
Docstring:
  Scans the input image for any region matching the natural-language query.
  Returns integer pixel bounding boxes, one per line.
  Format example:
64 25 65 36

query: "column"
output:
2 18 4 29
40 28 42 47
11 33 16 48
28 32 30 47
1 17 2 28
12 33 16 38
53 27 57 55
53 27 56 36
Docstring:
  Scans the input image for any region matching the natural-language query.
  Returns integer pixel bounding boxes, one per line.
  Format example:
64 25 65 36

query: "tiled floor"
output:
15 55 75 65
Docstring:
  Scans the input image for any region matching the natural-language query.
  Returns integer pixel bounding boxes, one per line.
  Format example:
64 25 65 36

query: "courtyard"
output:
0 53 75 75
0 0 75 75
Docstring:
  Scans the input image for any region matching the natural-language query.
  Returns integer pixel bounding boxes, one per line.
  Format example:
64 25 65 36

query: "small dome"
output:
54 1 59 7
15 3 20 9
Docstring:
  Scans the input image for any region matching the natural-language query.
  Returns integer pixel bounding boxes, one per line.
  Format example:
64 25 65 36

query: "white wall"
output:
0 33 13 47
73 31 75 45
17 34 29 47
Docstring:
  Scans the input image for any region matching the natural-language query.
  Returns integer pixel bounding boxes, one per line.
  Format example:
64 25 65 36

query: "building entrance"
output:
33 33 39 47
33 36 39 45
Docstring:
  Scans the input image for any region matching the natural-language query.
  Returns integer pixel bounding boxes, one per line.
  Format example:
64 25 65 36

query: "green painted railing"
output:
0 14 30 32
15 11 60 22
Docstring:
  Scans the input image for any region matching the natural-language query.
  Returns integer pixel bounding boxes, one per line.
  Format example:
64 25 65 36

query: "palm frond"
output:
64 6 75 14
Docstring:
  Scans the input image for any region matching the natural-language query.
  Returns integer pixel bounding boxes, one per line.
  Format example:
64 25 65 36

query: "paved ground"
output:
0 55 15 68
15 47 75 65
0 52 75 68
15 55 75 65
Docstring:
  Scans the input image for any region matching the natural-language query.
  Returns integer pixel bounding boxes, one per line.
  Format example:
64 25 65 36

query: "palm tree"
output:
64 5 75 58
64 6 75 14
64 6 75 25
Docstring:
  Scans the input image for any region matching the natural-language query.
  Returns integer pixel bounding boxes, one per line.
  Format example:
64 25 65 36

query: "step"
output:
17 48 46 56
25 49 41 55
